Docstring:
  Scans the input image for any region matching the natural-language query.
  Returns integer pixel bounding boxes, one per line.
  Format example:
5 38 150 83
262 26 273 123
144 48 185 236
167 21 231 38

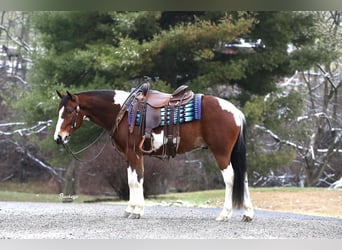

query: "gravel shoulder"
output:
0 201 341 239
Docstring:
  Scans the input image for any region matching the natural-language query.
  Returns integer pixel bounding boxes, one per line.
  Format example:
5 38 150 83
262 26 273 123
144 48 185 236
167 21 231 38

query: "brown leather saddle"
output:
129 84 194 157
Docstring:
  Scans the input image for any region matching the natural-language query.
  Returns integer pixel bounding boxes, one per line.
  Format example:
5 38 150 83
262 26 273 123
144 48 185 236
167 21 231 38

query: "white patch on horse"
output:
152 130 164 151
215 97 243 127
216 163 234 221
114 90 130 106
151 130 180 152
54 107 64 141
243 175 254 220
126 166 144 217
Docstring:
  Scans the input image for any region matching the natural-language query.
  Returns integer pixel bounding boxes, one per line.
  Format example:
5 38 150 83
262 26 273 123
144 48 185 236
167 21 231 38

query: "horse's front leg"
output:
124 162 145 219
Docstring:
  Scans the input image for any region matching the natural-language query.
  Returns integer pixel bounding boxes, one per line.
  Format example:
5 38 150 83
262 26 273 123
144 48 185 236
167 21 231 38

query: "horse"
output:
53 87 254 222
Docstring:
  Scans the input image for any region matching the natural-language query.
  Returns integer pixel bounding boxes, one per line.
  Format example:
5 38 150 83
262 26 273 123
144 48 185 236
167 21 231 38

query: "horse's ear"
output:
66 91 78 101
56 90 64 99
66 91 73 99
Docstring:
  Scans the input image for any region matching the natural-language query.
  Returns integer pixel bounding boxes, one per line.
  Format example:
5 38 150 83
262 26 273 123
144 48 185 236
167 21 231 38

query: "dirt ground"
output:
250 188 342 218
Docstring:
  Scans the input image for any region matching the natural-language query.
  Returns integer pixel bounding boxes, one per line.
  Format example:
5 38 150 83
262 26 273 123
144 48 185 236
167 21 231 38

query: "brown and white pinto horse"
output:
54 89 254 222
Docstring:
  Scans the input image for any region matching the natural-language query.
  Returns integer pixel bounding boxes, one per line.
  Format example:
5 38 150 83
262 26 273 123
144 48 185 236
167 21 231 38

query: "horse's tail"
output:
231 114 247 208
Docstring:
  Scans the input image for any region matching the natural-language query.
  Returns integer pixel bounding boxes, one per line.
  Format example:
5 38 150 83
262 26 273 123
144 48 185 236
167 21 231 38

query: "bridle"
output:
70 95 81 129
61 78 148 162
61 95 110 162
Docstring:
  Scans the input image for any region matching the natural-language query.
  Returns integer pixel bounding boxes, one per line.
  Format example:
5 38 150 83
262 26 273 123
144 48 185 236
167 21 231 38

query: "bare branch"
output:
0 120 52 136
0 24 31 52
254 125 304 150
316 63 337 90
0 122 26 127
2 139 63 183
7 74 27 84
254 124 342 153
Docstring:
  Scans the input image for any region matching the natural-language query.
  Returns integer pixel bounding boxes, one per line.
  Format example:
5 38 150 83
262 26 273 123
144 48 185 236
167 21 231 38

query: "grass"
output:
147 189 225 207
151 188 342 218
0 182 110 203
0 190 99 203
0 184 341 218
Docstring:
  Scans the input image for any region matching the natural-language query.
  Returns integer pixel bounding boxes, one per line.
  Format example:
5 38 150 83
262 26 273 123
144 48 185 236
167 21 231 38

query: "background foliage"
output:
1 11 340 196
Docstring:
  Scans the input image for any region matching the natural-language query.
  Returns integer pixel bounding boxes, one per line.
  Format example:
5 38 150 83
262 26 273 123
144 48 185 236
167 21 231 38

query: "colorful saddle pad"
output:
128 94 202 127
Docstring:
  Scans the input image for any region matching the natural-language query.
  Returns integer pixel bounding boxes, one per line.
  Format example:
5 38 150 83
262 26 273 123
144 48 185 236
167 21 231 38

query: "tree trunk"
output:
63 160 76 196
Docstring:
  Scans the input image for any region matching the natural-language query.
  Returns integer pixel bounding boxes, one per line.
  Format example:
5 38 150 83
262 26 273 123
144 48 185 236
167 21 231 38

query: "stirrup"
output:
139 136 154 154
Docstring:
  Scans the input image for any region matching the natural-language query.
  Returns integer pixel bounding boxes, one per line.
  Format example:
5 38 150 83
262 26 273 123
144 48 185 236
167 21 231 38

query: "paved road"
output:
0 201 341 239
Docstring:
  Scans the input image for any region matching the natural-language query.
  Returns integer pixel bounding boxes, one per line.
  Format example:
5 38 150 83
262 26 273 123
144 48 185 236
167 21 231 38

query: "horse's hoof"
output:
242 215 253 222
215 215 229 222
123 211 131 218
128 213 141 219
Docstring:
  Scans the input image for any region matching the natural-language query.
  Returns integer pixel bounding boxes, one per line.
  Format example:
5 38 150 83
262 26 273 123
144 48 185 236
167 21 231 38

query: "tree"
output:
0 12 63 190
28 11 319 96
0 11 31 119
251 11 342 187
12 11 332 194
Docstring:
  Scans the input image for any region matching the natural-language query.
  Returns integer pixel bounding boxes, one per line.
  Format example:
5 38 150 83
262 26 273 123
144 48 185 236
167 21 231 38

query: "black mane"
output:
58 95 71 110
76 89 115 96
58 89 118 110
76 90 116 103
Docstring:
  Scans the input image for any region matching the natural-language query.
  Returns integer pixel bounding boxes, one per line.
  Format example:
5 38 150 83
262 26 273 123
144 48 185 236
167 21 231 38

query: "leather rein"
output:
63 81 146 162
62 94 110 163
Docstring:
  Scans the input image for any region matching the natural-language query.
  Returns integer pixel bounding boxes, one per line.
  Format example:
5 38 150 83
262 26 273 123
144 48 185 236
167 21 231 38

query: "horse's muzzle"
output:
55 135 63 144
55 135 70 145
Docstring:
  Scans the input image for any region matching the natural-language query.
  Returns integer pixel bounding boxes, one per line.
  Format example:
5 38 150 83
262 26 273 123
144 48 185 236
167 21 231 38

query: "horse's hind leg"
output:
242 175 254 222
124 152 145 219
205 138 237 221
215 160 254 222
216 162 234 221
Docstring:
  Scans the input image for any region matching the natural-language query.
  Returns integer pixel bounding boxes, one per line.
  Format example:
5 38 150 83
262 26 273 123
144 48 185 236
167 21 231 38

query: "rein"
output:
63 129 110 163
62 78 148 162
63 94 109 162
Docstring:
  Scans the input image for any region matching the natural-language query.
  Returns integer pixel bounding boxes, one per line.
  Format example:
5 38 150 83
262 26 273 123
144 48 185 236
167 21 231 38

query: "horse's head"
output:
54 90 84 144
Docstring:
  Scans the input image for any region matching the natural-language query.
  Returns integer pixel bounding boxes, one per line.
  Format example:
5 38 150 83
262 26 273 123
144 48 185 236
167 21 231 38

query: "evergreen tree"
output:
19 11 329 188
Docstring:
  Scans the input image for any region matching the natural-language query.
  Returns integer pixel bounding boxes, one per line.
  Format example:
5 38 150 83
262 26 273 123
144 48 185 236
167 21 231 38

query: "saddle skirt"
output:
126 85 202 157
128 93 202 128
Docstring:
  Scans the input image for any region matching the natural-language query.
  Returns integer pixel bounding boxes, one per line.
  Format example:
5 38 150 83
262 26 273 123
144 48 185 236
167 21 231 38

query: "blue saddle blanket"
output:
128 94 202 127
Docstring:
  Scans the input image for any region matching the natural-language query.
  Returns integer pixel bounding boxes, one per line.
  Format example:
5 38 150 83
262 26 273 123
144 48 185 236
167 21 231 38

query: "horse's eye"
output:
66 108 73 115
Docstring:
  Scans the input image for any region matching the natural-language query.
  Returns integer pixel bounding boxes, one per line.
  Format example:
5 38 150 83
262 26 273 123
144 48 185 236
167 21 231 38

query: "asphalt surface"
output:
0 201 341 239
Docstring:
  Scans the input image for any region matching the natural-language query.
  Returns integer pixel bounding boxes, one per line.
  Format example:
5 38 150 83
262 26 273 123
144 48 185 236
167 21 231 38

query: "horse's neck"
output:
79 93 119 132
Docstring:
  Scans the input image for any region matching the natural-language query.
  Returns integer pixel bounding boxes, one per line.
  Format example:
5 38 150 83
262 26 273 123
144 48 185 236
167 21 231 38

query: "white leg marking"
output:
242 175 254 221
125 166 144 218
54 107 64 141
216 163 234 221
215 97 244 127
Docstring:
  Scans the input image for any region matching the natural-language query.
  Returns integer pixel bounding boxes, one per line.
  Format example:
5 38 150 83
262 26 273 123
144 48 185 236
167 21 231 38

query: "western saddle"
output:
129 81 194 157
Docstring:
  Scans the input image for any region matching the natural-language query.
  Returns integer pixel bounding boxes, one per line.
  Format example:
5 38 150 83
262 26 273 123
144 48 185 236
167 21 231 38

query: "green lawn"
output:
0 188 223 205
1 187 340 217
0 187 320 205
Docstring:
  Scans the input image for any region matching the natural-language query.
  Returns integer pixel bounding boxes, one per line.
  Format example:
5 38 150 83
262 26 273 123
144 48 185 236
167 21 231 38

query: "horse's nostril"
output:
56 135 62 144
